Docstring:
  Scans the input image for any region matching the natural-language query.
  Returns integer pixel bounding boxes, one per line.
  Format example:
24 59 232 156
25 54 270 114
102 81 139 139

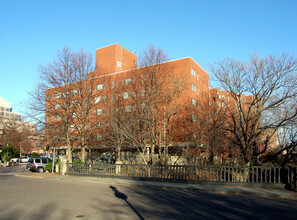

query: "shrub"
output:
46 162 53 172
30 152 40 158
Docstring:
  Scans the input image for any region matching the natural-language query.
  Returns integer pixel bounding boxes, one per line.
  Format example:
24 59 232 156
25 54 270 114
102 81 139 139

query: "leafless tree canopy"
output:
211 53 297 165
26 47 96 163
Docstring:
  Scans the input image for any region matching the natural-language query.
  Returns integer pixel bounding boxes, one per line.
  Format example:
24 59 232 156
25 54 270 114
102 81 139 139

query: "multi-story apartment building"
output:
45 44 212 161
45 43 272 164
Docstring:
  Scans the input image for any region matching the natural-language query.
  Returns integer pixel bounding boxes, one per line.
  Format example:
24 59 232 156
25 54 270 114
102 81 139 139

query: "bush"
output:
30 152 40 158
46 160 60 172
46 162 53 172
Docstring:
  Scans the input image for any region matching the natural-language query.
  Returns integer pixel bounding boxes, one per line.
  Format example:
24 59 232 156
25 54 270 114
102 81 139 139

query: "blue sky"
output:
1 0 296 116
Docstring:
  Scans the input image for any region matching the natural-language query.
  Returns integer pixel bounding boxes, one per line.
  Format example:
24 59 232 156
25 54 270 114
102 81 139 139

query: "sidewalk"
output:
15 172 297 200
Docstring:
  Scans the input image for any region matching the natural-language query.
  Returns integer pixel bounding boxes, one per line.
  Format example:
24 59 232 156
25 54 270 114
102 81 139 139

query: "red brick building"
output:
45 43 261 163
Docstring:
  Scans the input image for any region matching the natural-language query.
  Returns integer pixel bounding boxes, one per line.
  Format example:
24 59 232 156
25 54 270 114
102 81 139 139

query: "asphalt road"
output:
0 164 30 174
1 167 297 220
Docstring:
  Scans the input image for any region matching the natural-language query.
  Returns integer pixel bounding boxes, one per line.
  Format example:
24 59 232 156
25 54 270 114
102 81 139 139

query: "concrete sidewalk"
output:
15 172 297 200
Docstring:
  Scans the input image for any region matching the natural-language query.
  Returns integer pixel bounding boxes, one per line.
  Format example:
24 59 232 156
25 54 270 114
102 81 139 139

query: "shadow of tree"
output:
110 185 144 220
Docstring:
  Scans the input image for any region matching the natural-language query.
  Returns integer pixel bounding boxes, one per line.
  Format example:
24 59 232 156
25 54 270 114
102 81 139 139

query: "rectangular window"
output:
125 78 132 85
125 105 132 112
71 124 76 130
55 93 61 99
191 68 196 77
55 115 61 121
94 96 102 103
55 104 61 110
117 61 121 68
72 112 77 118
191 83 196 92
123 92 130 99
96 134 102 140
72 89 78 95
111 81 115 89
95 122 101 129
191 113 196 122
96 109 103 115
71 100 77 107
191 99 196 106
96 84 103 90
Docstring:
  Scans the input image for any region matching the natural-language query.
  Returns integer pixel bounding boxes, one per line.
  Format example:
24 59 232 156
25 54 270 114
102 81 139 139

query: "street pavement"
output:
1 173 297 219
1 165 296 200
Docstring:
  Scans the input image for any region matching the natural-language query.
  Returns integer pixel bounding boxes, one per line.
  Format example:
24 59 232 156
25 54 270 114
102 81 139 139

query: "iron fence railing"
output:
66 163 296 186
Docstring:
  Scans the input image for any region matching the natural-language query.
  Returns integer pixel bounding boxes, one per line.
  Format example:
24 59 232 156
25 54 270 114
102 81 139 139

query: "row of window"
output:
52 77 141 99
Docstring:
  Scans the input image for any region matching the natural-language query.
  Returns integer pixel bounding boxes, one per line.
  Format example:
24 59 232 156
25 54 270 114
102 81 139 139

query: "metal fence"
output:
66 163 296 186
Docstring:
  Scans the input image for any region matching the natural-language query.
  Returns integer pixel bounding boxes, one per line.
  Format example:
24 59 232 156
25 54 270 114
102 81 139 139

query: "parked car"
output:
10 158 20 164
19 157 29 163
26 157 51 173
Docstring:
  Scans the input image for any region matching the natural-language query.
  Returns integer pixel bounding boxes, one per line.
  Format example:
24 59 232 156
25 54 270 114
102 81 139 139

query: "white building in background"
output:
0 97 21 121
0 96 35 134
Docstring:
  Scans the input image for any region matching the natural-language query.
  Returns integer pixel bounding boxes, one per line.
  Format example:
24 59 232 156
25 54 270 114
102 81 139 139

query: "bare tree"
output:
210 53 297 165
105 45 186 165
27 47 97 163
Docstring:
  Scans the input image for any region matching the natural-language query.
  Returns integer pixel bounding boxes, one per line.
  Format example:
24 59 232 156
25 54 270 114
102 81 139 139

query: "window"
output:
71 100 77 107
95 122 101 129
72 89 78 95
191 68 196 77
55 115 61 121
96 84 103 90
111 81 115 89
71 124 76 130
95 96 102 103
55 104 61 110
191 83 196 92
191 99 196 106
123 92 130 99
117 61 121 68
72 112 77 118
124 78 132 85
96 109 103 115
55 93 61 99
96 134 102 140
191 113 196 122
125 105 132 112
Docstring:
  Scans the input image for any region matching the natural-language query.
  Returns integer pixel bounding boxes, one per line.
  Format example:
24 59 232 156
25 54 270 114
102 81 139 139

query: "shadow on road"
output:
110 185 144 220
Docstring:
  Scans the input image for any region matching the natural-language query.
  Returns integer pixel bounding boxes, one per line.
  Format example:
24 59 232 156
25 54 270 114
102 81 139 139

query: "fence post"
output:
115 161 122 175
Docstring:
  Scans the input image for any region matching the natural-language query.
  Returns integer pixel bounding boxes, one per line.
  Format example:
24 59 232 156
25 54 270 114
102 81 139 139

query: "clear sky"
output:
1 0 296 116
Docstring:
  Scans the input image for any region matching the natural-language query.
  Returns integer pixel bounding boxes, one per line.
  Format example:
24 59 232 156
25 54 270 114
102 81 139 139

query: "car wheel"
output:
38 168 44 173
